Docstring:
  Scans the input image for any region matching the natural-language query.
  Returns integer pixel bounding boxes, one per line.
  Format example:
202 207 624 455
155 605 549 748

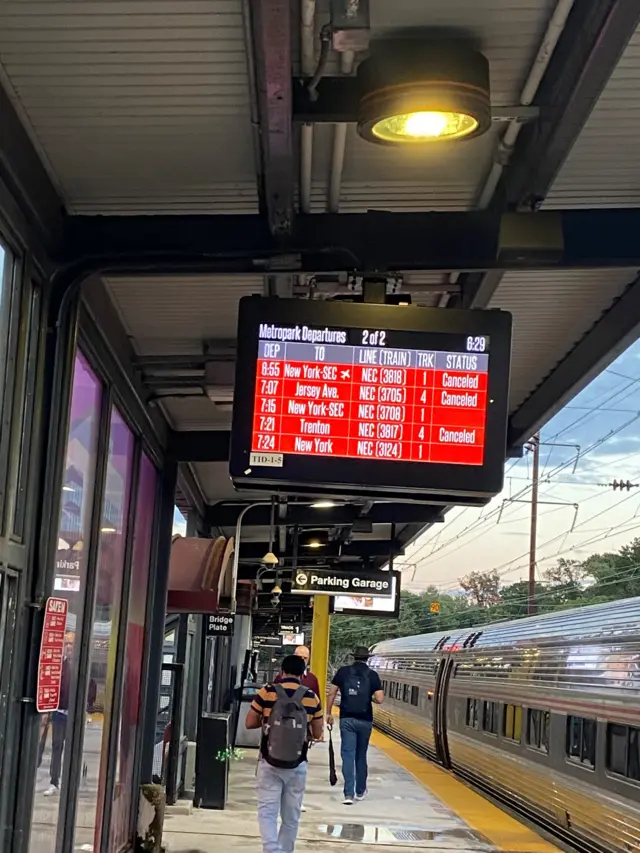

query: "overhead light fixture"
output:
357 40 491 146
312 501 336 509
62 485 74 493
304 541 324 549
101 526 117 534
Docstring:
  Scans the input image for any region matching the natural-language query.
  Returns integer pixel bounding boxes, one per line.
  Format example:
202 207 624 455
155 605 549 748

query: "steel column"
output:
310 596 330 708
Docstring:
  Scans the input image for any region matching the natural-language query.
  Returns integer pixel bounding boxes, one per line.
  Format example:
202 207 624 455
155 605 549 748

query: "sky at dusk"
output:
399 339 640 594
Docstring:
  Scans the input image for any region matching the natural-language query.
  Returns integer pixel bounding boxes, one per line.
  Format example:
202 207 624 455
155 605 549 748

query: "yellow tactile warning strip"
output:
370 728 563 853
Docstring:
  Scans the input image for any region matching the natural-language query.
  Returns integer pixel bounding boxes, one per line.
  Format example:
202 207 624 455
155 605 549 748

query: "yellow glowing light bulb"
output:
404 111 449 137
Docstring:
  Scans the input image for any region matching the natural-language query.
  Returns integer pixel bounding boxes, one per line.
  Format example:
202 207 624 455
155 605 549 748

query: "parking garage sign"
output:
292 568 393 597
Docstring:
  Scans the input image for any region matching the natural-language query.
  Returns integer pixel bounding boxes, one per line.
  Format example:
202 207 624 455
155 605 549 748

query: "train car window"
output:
403 684 410 703
482 701 499 735
503 704 522 742
566 716 596 768
465 698 479 729
527 709 550 753
410 686 419 706
607 724 640 780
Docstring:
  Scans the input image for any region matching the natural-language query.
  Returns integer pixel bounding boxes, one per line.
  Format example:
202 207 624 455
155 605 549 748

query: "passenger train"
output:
370 597 640 853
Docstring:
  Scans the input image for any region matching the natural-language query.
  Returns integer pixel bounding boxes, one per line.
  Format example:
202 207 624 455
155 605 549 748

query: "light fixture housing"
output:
357 40 491 146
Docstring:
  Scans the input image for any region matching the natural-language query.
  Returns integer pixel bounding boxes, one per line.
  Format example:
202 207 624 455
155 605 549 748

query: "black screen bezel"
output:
230 297 512 499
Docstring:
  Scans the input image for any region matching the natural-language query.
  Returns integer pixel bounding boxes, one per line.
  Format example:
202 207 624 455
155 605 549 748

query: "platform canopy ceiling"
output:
3 0 640 621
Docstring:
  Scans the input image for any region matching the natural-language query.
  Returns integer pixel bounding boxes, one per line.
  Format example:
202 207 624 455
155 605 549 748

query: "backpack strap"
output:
292 685 308 704
273 683 288 700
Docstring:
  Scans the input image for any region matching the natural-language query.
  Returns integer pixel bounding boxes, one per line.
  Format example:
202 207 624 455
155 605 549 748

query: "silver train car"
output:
370 597 640 853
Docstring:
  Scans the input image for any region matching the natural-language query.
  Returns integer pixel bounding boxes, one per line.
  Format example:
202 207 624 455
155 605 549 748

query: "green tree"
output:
459 569 501 607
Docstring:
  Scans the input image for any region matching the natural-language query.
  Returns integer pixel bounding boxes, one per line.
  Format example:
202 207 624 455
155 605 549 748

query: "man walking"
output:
326 646 384 805
246 654 323 853
275 646 321 702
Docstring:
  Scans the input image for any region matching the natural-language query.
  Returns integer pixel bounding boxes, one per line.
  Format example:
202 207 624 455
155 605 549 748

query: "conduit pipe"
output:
300 0 316 213
328 50 355 212
476 0 575 209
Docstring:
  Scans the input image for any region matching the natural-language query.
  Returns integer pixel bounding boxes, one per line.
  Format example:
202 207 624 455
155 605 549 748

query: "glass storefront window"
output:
31 352 103 853
109 454 157 853
74 408 134 852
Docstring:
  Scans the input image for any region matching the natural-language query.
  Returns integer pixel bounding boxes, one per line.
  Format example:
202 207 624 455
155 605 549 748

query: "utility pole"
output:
528 433 540 615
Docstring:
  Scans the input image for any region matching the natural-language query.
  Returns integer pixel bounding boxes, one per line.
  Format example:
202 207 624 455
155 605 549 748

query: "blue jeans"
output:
256 760 307 853
340 717 372 798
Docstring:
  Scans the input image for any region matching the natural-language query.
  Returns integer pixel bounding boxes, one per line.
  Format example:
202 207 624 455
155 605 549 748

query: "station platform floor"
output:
163 728 563 853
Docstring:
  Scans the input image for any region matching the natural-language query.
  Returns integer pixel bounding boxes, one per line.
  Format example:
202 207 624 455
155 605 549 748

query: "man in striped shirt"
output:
246 655 323 853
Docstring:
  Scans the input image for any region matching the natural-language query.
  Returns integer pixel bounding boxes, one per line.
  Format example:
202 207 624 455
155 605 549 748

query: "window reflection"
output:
109 454 157 853
74 408 134 852
31 353 103 853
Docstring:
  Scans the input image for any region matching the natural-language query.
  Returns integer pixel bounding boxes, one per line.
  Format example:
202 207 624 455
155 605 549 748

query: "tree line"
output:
329 536 640 671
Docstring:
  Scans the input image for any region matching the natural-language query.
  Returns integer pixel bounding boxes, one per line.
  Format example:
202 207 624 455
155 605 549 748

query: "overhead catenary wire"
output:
407 413 640 568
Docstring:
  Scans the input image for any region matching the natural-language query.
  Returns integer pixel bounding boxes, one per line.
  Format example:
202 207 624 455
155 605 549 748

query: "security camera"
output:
262 551 279 567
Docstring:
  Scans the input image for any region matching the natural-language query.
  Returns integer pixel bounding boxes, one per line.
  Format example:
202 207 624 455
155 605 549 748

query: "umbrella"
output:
328 726 338 786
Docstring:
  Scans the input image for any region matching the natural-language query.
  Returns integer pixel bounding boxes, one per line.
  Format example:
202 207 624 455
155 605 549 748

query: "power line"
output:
409 416 640 569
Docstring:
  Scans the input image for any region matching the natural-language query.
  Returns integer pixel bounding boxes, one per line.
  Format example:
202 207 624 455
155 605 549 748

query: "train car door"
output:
433 655 455 768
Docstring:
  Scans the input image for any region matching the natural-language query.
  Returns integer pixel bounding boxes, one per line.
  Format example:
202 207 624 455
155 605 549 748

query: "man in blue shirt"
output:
326 646 384 805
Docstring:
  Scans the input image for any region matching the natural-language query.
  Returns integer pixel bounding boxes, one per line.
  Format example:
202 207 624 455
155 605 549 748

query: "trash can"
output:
194 711 231 809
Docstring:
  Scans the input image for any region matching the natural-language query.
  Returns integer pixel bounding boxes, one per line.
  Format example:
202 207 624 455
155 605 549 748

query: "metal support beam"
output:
169 430 230 463
238 539 403 559
206 501 445 528
506 0 640 209
0 82 63 249
292 76 539 125
455 1 640 311
247 0 294 235
58 209 640 276
508 273 640 449
310 596 330 705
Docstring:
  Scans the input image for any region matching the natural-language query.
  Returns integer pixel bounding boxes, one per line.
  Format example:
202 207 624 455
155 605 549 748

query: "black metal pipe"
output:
139 455 178 781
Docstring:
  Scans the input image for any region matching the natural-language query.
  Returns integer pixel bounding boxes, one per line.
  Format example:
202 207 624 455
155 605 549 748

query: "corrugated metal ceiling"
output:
102 273 263 353
489 268 638 411
546 24 640 209
0 0 258 214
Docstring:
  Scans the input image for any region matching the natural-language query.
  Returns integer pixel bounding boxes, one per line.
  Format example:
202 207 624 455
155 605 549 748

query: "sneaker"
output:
300 805 306 812
43 785 59 797
355 790 368 800
343 797 353 805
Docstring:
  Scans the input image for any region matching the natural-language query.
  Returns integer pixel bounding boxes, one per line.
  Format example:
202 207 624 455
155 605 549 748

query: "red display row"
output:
257 381 487 410
258 362 489 390
252 433 484 465
253 412 487 439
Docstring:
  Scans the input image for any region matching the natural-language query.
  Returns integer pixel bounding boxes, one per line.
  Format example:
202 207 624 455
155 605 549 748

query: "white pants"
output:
256 761 308 853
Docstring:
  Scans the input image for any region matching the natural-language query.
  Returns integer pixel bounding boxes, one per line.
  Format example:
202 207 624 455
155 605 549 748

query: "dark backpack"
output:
340 666 371 715
263 684 309 768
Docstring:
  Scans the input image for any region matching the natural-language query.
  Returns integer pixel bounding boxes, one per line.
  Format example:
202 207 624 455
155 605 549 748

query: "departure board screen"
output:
231 297 512 502
253 330 489 466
